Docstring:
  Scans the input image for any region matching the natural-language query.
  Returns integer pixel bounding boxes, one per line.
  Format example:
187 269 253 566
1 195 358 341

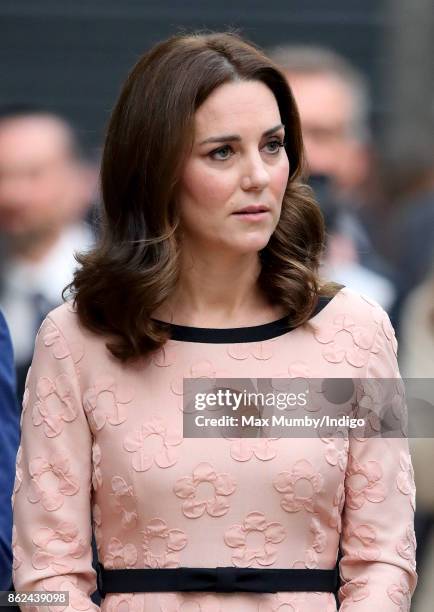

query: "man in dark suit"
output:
0 309 19 589
0 106 96 405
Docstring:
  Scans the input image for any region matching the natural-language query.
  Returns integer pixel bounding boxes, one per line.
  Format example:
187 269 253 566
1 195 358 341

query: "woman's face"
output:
176 80 290 256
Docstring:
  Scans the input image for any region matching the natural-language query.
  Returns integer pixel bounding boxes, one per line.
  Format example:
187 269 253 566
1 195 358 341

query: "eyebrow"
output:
198 123 285 145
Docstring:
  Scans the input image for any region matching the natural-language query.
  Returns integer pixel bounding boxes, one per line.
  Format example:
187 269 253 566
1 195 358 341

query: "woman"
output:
12 32 417 611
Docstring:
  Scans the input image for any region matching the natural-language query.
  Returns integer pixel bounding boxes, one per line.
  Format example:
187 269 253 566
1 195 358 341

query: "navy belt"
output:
96 563 339 597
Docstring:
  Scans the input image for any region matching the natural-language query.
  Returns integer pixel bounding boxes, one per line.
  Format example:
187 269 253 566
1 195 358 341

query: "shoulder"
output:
306 286 400 376
38 301 104 362
43 301 83 339
320 285 388 327
314 285 398 359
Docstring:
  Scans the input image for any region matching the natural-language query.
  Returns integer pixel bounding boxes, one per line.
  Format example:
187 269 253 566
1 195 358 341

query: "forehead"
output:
193 80 282 138
0 117 71 165
286 72 353 126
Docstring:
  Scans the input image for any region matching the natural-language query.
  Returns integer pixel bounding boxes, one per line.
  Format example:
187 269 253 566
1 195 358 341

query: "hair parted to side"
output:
65 30 341 362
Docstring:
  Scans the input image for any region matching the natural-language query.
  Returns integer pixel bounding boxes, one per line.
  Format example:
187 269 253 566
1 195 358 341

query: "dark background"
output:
1 0 395 156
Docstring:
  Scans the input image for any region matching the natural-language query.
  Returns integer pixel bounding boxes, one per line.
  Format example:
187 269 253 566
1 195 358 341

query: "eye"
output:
209 145 234 161
263 139 286 154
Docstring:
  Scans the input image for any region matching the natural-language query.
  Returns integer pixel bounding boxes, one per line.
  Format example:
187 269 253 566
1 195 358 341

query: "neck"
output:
153 246 282 327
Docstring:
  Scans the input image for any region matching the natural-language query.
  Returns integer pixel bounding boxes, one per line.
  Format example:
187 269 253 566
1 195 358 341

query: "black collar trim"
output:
151 290 342 344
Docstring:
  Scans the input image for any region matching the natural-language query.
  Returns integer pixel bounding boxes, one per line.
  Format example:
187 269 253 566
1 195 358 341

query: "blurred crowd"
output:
0 46 433 608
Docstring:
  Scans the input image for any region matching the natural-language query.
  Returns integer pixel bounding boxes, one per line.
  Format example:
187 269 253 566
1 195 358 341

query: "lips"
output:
233 205 270 214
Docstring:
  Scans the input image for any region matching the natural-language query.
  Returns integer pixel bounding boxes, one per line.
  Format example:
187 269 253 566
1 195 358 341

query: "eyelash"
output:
209 139 286 161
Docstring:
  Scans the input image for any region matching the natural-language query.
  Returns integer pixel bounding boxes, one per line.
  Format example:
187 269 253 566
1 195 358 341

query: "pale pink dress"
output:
12 287 417 611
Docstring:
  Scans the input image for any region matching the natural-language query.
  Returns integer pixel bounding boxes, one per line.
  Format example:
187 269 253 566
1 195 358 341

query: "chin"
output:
232 233 273 254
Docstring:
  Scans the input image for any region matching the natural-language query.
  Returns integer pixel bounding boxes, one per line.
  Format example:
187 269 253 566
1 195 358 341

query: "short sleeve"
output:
12 315 99 611
338 308 418 610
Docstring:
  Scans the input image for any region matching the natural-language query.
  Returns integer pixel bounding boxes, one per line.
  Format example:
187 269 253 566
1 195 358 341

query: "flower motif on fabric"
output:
227 341 274 361
110 476 138 529
259 592 304 611
83 374 133 429
388 381 408 437
92 504 103 552
321 436 349 472
314 594 337 612
292 516 327 569
396 524 417 569
354 381 383 433
387 574 412 611
271 373 322 413
396 452 416 511
42 319 84 363
339 577 370 602
27 453 79 511
42 576 95 611
170 360 217 396
171 361 234 415
92 442 102 490
288 361 311 378
173 462 237 518
123 416 182 472
142 518 187 568
104 537 138 569
345 455 386 509
228 438 278 462
104 594 143 612
32 375 77 437
12 526 23 570
343 521 381 561
224 511 286 567
151 341 177 368
159 593 221 611
329 483 345 533
273 459 324 513
32 521 87 574
313 313 376 367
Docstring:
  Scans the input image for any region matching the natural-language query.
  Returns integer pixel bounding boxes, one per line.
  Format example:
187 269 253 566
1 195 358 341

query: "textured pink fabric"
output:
12 287 417 611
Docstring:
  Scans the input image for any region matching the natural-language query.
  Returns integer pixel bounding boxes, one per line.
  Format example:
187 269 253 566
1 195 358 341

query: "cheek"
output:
179 161 235 210
271 159 290 196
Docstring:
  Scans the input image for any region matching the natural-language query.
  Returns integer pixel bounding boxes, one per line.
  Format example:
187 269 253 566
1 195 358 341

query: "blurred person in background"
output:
268 45 397 312
383 154 434 338
0 107 97 403
0 309 19 589
399 262 434 611
391 128 434 612
399 261 434 378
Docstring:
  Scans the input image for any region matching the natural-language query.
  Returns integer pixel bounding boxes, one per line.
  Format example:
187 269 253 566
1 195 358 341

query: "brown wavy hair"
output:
65 31 340 362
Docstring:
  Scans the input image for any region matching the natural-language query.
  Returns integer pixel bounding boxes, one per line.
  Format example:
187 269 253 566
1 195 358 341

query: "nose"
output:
240 151 270 191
